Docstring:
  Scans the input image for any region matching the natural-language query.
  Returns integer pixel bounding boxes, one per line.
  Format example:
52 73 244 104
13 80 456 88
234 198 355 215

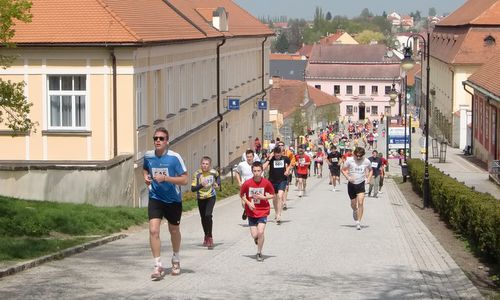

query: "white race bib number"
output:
273 160 285 168
152 168 168 177
371 162 379 168
248 187 265 204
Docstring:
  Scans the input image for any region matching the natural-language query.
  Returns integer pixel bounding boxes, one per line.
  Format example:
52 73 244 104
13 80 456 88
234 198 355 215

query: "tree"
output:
274 33 289 53
360 8 373 19
319 104 340 125
355 30 386 44
414 10 422 22
0 0 36 133
291 110 307 137
428 7 437 17
325 11 332 21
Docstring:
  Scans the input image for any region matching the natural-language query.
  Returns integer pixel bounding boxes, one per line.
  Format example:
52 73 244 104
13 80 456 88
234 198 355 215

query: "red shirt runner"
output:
240 177 275 218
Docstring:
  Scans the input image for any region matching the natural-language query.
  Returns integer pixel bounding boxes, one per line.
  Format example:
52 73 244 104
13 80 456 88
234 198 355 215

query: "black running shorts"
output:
347 181 366 200
148 199 182 225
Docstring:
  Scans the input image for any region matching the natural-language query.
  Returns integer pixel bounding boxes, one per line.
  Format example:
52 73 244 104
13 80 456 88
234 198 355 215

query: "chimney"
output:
272 76 281 89
213 7 229 31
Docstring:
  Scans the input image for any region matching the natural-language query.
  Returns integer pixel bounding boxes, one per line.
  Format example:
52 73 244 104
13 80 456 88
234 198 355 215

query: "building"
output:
318 30 358 45
269 78 340 145
0 0 273 206
463 51 500 171
428 0 500 148
305 44 401 122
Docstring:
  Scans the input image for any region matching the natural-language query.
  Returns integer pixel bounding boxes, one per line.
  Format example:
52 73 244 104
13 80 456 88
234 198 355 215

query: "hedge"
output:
407 159 500 265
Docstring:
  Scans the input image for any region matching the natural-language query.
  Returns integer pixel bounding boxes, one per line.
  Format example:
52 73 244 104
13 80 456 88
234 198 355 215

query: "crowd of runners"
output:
142 119 389 280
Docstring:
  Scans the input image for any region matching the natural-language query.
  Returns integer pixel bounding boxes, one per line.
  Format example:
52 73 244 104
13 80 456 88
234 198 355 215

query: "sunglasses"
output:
153 136 166 141
356 155 364 158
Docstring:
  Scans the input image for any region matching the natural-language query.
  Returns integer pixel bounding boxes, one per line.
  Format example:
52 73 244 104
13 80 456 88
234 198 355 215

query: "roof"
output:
306 64 401 80
437 0 500 26
319 32 344 45
430 27 500 64
269 79 340 118
11 0 272 45
298 44 314 58
270 53 304 60
309 44 401 64
270 60 307 80
466 50 500 99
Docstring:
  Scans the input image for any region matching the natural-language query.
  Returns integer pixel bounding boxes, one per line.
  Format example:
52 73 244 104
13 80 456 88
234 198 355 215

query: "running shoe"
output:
171 259 181 276
256 253 264 262
353 209 358 221
242 210 247 220
151 266 165 281
332 188 336 192
356 222 361 230
276 219 281 225
283 204 287 210
378 191 383 194
202 236 208 247
207 237 214 249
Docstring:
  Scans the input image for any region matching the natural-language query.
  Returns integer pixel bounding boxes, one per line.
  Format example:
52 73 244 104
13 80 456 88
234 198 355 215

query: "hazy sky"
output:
234 0 466 19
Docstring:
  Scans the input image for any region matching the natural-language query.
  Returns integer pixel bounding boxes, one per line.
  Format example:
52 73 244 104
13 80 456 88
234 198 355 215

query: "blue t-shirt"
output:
143 149 187 204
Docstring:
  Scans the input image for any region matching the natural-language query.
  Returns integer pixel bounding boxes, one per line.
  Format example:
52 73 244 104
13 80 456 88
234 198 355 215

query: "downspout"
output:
463 83 474 154
450 68 454 143
216 38 226 174
261 36 268 142
111 50 118 157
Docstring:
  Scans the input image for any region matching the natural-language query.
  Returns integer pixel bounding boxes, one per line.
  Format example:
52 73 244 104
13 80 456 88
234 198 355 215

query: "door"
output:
359 102 366 120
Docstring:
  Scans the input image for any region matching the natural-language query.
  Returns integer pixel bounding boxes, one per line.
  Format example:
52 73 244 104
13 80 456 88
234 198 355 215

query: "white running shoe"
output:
356 222 361 230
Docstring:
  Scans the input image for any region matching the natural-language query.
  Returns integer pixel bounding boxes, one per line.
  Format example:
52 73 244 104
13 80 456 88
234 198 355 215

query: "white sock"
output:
154 257 162 267
172 252 180 262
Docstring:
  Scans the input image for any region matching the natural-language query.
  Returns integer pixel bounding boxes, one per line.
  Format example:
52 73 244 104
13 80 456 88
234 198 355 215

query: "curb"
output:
0 233 127 279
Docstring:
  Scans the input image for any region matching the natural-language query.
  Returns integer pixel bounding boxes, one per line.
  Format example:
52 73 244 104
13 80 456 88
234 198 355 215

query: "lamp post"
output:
401 32 431 208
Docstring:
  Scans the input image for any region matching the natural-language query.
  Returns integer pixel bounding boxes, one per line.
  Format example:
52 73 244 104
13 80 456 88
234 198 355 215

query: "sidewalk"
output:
0 168 483 299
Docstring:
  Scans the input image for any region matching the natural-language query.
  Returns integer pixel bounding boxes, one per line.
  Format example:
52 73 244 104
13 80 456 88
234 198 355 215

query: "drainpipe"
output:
216 38 226 174
463 83 474 154
111 50 118 157
261 36 268 142
450 68 454 143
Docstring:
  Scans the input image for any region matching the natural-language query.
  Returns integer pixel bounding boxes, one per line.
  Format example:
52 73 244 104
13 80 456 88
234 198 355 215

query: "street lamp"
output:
401 32 431 208
389 82 398 107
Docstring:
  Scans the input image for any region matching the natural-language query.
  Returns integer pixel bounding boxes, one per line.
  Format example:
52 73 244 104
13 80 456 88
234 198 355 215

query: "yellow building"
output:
0 0 273 206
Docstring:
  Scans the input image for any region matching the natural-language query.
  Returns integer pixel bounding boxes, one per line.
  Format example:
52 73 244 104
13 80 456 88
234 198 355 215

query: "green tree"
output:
319 104 339 125
287 19 305 53
360 8 373 19
325 11 332 21
428 7 437 17
274 33 289 53
0 0 36 133
291 110 307 137
355 30 385 44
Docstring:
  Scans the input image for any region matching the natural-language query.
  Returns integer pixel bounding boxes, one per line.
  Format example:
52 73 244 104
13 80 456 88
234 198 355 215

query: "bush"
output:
407 159 500 264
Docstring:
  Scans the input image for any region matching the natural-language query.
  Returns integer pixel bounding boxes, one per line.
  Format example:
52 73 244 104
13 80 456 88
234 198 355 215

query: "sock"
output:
154 257 162 267
172 252 180 262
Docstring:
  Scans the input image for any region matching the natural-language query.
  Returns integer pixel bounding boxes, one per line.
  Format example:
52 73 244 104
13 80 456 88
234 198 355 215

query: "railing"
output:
490 160 500 184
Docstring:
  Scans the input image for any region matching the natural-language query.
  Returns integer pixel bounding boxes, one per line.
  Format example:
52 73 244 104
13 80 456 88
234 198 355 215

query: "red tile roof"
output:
319 32 344 45
467 50 500 98
438 0 500 26
270 53 304 60
298 44 313 58
309 44 401 64
12 0 272 45
270 79 340 118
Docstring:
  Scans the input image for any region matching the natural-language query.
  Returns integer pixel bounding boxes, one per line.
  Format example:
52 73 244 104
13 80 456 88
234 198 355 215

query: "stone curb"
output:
0 233 127 279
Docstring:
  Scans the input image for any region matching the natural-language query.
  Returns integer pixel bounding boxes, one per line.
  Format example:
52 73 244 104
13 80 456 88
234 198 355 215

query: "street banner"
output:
387 118 410 159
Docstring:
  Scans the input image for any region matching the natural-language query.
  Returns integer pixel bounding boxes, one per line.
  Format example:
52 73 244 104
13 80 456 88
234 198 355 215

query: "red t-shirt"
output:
295 154 311 175
240 177 274 218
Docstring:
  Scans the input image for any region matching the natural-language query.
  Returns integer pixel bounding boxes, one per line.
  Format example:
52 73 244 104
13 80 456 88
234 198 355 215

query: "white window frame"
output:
47 74 88 130
136 73 147 127
153 70 160 121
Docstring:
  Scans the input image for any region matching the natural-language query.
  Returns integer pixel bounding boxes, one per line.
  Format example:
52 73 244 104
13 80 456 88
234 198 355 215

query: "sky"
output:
234 0 466 20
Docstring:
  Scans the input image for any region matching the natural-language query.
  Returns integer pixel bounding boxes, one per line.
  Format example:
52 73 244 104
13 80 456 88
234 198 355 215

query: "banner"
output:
387 119 409 159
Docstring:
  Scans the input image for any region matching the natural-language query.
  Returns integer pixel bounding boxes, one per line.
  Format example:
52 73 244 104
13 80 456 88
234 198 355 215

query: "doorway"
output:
358 102 366 120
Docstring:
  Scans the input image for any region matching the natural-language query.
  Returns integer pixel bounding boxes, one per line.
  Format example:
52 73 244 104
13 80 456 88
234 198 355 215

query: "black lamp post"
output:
401 32 431 208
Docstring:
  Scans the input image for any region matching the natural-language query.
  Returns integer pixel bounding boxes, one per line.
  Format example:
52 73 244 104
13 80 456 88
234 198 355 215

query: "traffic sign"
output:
258 100 267 110
228 98 240 110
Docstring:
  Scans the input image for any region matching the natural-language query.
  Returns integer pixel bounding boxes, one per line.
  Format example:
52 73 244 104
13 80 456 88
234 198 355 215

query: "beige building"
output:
427 0 500 148
0 0 273 206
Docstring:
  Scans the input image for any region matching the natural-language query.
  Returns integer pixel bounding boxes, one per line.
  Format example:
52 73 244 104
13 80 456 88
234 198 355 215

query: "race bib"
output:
152 167 168 177
202 175 214 186
299 158 306 164
353 166 364 174
273 160 285 168
331 158 338 163
371 162 379 168
248 187 265 204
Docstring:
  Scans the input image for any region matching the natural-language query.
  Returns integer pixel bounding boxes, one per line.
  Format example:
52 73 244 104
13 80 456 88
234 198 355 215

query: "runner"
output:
367 150 382 198
263 146 291 224
277 142 296 211
314 147 325 178
295 146 311 197
143 127 188 279
341 147 373 230
326 145 342 192
191 156 220 249
236 150 257 220
240 162 275 261
378 152 388 194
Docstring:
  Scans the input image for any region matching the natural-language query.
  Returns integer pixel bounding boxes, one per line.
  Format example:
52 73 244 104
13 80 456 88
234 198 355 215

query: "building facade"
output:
0 0 273 206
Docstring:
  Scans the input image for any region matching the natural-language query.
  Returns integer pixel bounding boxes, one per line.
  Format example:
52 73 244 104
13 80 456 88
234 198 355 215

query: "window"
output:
136 73 147 127
315 85 321 90
153 70 160 120
371 85 378 95
346 85 353 95
359 85 366 95
384 106 392 115
354 106 358 113
334 85 340 95
346 105 353 115
366 107 370 113
48 75 87 129
384 85 391 95
371 106 378 115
